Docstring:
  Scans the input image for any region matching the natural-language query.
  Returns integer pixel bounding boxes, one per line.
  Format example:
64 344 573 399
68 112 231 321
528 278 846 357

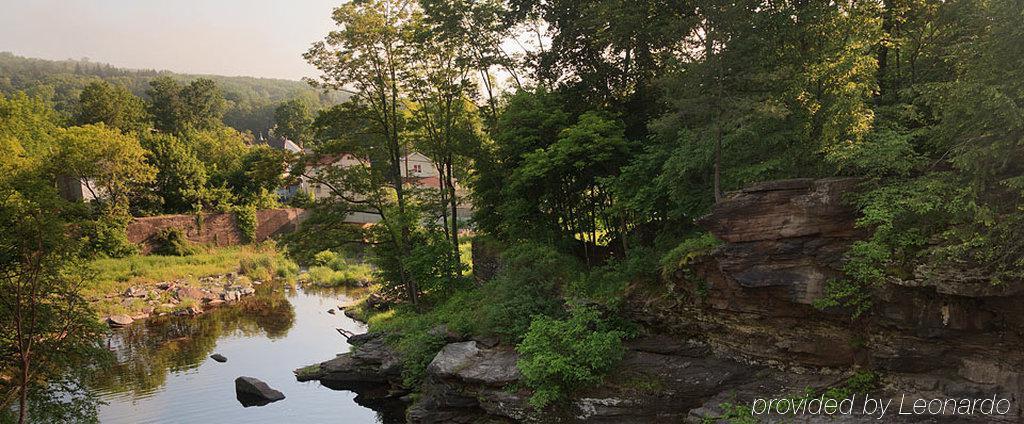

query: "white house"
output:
58 176 103 202
297 152 472 224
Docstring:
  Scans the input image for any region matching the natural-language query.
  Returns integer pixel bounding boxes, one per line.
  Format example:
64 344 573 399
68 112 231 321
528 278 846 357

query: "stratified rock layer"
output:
634 177 1024 421
300 178 1023 422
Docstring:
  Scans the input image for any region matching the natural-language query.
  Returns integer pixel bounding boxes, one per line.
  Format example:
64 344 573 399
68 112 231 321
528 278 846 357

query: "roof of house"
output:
257 133 302 153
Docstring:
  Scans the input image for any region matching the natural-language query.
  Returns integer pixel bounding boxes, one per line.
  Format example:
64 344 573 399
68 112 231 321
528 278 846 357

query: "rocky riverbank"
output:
296 178 1023 423
299 330 991 423
103 272 261 328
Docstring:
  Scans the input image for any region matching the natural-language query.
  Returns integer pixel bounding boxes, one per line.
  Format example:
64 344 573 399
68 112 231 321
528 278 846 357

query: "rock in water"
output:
234 376 285 406
107 315 134 328
210 354 227 363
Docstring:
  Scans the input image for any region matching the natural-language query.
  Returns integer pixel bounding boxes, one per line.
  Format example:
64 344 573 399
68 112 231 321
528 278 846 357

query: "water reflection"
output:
91 285 296 397
91 283 397 424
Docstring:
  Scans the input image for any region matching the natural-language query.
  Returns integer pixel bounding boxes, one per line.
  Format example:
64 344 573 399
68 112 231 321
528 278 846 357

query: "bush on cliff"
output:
367 242 582 386
516 305 626 408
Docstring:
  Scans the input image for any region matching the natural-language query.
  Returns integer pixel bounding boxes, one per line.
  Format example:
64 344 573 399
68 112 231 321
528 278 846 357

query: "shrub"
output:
569 247 658 308
312 250 338 267
288 189 316 208
473 243 578 341
364 242 582 387
303 250 374 287
152 227 199 256
83 215 139 258
363 288 488 386
239 254 274 281
659 232 721 279
516 305 626 408
235 204 258 243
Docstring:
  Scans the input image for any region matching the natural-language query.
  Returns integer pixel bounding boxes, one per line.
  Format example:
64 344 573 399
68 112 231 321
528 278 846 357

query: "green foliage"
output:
76 80 148 132
569 247 658 308
152 227 199 256
304 250 374 287
274 98 314 146
659 232 722 279
0 100 109 422
0 52 344 134
235 204 258 243
139 132 208 213
288 189 316 208
54 123 157 214
516 305 626 408
80 214 139 258
702 402 756 424
823 371 880 400
146 76 226 134
473 243 578 341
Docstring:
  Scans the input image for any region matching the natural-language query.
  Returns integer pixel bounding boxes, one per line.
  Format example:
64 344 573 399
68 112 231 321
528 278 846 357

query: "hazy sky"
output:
0 0 341 80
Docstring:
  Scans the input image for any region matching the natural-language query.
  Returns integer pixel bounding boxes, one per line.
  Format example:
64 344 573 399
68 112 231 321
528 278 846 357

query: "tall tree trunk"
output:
447 155 461 279
714 121 722 203
18 340 28 424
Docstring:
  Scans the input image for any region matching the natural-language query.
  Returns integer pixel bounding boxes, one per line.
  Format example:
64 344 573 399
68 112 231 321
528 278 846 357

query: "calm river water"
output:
90 284 402 424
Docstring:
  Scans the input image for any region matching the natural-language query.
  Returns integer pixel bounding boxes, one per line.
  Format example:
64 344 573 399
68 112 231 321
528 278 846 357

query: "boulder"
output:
174 286 206 301
124 286 149 298
235 376 285 406
327 309 336 315
426 341 520 386
210 354 227 363
107 315 133 328
427 324 463 343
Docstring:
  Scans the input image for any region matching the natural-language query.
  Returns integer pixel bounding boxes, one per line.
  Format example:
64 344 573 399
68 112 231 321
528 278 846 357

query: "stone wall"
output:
127 208 308 254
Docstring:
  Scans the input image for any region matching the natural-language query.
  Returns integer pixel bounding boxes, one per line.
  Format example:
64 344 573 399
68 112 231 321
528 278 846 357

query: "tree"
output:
509 0 692 137
404 11 489 279
146 77 187 134
508 112 630 261
226 146 287 208
181 127 248 187
305 0 423 304
53 124 156 214
471 89 570 239
273 99 314 147
179 78 227 131
146 77 227 134
140 132 209 213
0 97 106 424
75 81 148 133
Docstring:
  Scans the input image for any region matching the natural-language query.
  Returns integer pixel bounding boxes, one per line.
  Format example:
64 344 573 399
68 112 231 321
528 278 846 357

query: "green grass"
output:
301 250 375 288
303 264 374 288
85 242 298 317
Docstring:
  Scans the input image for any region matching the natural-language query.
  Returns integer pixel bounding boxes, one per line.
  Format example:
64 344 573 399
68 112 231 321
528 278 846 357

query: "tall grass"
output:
302 250 374 288
85 243 298 306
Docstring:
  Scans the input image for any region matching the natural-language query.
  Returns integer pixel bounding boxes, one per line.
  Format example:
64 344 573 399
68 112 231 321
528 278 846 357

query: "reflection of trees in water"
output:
300 285 370 303
89 285 295 397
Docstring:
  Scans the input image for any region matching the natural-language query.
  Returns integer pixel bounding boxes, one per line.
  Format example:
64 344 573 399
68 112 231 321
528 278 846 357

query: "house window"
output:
412 164 422 174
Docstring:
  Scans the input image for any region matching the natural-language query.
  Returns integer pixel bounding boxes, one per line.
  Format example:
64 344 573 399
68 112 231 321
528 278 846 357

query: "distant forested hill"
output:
0 52 346 134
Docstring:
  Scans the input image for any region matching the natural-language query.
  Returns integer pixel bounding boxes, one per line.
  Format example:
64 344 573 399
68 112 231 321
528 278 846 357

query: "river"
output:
90 283 403 423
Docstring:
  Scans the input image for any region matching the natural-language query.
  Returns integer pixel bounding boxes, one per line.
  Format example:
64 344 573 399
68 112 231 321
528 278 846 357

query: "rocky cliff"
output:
632 178 1023 421
299 178 1023 422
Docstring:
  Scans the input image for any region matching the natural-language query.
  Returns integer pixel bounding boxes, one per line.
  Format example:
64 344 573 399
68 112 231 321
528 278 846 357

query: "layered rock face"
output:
635 177 1024 420
300 178 1023 422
